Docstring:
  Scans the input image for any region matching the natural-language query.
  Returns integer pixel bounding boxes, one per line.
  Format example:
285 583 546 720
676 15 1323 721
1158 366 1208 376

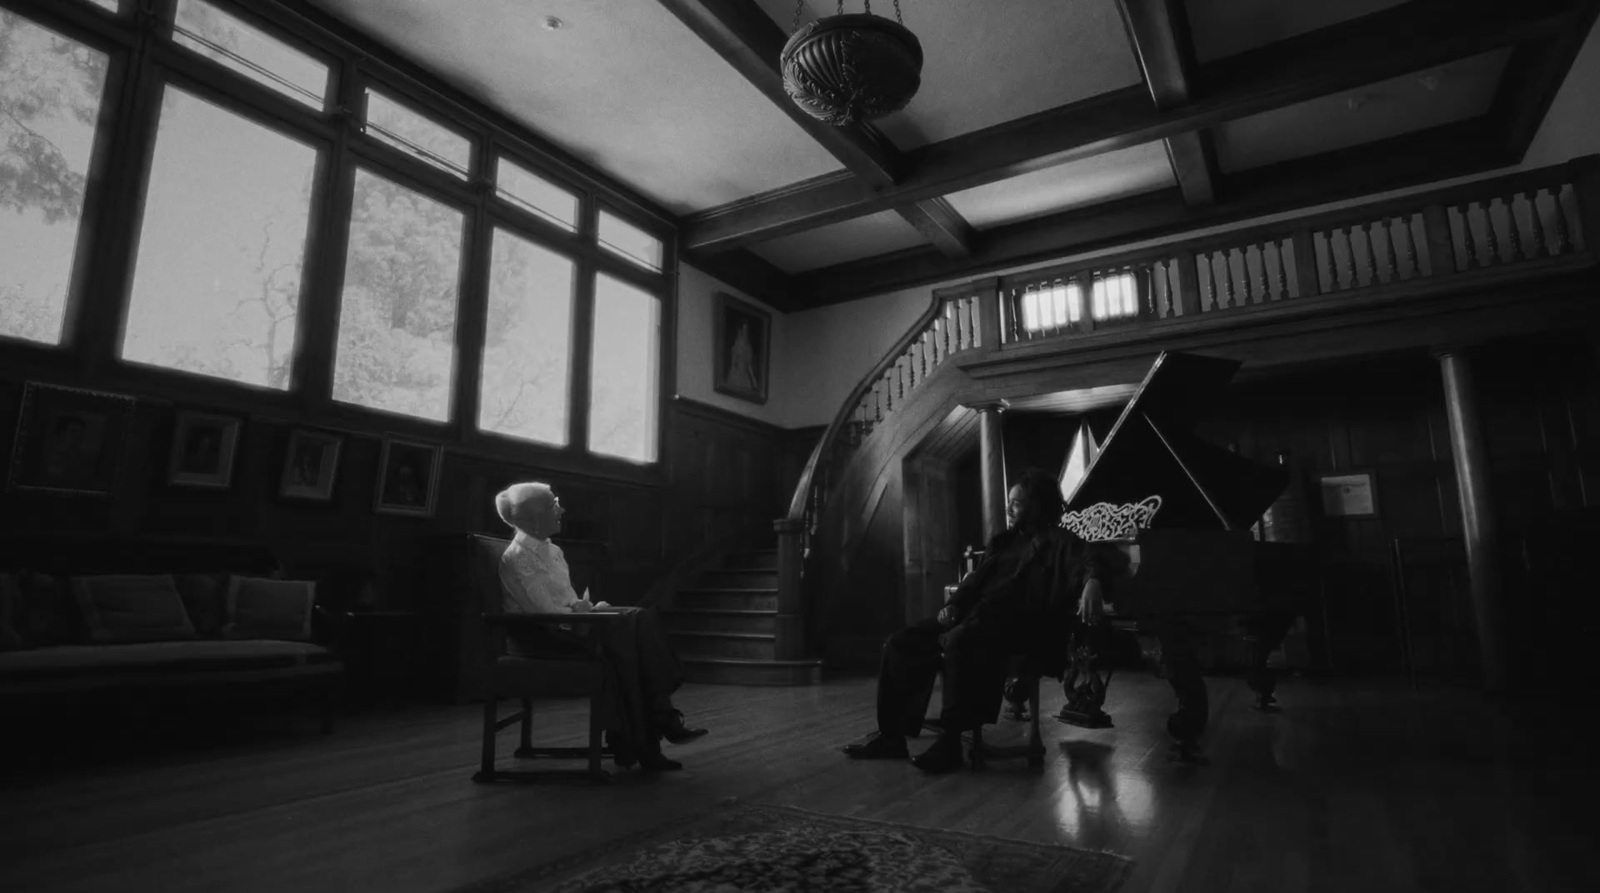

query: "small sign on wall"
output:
1317 471 1378 518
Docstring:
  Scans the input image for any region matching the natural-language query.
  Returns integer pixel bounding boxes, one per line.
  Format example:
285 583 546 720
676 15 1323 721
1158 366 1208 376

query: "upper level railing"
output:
996 158 1593 343
773 155 1598 662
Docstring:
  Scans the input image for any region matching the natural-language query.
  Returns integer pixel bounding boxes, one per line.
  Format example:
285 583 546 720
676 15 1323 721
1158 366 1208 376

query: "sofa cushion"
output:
13 573 84 646
174 573 229 638
225 576 315 642
0 640 337 684
0 574 27 651
73 575 196 644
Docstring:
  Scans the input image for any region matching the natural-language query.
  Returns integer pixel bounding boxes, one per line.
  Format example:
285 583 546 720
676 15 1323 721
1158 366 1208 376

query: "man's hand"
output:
569 599 593 614
1077 578 1105 624
937 604 960 627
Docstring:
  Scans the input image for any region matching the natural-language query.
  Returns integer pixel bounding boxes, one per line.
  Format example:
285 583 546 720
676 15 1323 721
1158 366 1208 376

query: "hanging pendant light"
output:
781 0 923 127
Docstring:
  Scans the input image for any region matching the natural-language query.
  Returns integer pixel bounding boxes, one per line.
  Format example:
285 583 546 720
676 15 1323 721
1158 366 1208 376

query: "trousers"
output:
874 616 1015 736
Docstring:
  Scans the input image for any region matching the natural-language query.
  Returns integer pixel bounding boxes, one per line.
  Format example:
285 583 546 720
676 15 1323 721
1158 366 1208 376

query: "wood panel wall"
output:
0 374 818 620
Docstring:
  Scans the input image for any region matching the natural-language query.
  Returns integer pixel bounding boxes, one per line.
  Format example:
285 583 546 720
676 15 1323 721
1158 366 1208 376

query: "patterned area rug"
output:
460 800 1131 893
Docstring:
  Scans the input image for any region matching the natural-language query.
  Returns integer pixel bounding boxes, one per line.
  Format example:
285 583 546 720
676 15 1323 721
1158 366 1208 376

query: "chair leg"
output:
968 727 985 769
587 691 604 779
473 697 498 783
1026 677 1045 767
514 699 536 758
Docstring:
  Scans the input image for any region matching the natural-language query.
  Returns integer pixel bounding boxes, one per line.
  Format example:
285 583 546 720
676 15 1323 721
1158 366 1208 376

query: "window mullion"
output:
454 144 495 443
570 203 599 455
291 67 359 412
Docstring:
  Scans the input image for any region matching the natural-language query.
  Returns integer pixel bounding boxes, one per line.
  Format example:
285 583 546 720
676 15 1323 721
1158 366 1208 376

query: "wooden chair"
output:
464 534 618 784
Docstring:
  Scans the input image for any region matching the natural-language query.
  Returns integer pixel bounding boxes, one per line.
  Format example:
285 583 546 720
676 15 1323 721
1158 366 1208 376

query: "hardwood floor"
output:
1 673 1595 893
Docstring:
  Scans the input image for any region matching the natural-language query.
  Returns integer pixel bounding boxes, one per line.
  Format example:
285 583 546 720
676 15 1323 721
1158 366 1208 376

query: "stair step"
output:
662 608 777 635
668 631 776 661
697 568 779 589
721 550 779 571
681 657 823 687
675 589 778 612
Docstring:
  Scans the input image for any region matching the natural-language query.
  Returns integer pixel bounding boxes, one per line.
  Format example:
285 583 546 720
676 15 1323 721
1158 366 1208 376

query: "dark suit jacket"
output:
944 525 1123 677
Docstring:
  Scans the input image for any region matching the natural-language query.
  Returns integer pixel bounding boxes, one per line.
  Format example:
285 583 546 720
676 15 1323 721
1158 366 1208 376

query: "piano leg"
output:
1244 611 1298 712
1157 621 1208 764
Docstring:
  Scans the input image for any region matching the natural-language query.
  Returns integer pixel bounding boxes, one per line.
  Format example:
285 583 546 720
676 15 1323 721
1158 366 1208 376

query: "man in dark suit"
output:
843 468 1116 774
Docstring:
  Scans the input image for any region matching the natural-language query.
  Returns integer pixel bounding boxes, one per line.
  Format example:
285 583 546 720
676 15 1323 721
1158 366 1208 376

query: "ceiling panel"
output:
755 0 1143 149
1214 50 1511 174
310 0 845 215
1185 0 1409 63
942 142 1175 229
748 210 928 272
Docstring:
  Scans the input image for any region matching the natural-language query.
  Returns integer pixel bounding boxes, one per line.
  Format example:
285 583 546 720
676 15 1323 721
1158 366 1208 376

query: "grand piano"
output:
1060 351 1318 760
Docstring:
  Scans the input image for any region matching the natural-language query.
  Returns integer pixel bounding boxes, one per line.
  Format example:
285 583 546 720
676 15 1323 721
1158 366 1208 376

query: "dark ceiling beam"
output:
683 248 801 312
684 0 1571 253
656 0 974 258
791 118 1512 306
1491 0 1600 160
1115 0 1216 206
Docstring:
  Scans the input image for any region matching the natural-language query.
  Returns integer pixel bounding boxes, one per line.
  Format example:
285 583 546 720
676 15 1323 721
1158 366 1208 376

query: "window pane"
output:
363 89 471 178
0 11 109 346
1091 272 1139 320
597 211 662 272
121 87 318 389
588 275 660 463
171 0 326 109
478 230 574 445
495 157 577 232
173 0 327 109
332 169 464 422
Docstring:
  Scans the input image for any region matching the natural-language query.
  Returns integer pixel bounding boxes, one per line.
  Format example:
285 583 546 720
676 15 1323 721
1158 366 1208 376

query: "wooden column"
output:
1436 348 1509 692
974 401 1009 542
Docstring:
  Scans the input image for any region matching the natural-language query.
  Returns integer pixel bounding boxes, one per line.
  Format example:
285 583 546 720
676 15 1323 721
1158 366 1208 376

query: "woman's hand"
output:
569 600 593 614
937 604 960 627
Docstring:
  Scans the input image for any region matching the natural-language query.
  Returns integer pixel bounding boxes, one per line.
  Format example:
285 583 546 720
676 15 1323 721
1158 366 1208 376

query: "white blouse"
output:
498 531 581 614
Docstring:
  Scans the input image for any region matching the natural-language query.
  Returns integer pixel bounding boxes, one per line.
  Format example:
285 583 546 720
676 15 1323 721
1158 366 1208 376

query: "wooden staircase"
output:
662 547 824 686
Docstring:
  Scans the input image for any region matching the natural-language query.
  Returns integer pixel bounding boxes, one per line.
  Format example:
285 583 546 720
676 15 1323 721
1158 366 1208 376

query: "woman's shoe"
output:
657 709 708 744
842 733 910 760
911 735 965 774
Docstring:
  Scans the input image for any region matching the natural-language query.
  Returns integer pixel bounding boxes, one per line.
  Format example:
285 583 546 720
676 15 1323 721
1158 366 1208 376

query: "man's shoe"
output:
912 736 966 774
842 733 910 760
657 709 708 744
639 751 683 772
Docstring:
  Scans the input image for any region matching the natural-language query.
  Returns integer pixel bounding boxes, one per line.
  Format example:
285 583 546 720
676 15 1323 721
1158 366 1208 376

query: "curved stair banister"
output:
773 278 998 661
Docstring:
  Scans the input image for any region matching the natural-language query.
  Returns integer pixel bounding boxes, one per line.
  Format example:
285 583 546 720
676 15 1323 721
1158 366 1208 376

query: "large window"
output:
1 0 672 471
332 169 465 422
588 274 660 463
121 86 318 389
478 229 574 445
0 10 110 346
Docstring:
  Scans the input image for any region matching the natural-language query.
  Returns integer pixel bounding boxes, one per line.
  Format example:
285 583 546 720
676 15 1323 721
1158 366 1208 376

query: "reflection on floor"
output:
1 672 1595 893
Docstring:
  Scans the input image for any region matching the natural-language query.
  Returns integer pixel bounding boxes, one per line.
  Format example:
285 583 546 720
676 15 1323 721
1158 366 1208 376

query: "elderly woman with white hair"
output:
494 482 706 772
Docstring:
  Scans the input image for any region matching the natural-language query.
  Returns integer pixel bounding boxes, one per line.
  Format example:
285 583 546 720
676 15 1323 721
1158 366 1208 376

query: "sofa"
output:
0 535 343 733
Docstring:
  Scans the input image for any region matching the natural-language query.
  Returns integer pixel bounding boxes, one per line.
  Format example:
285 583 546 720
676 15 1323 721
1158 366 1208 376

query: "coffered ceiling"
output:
306 0 1600 310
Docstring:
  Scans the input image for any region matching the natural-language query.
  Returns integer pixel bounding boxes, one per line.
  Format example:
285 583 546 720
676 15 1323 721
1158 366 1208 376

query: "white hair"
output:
494 482 553 532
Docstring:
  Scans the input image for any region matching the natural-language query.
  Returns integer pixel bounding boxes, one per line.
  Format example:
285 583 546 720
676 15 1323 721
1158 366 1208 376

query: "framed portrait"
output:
712 292 771 404
167 411 242 488
1317 471 1379 518
279 429 343 502
374 437 441 517
6 382 136 497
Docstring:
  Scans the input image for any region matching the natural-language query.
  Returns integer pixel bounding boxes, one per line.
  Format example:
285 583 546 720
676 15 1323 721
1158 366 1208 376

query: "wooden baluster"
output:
1270 241 1285 299
961 298 974 349
1463 203 1482 269
1222 252 1238 308
1553 187 1573 255
1255 244 1270 301
908 344 919 391
1341 226 1358 287
1322 231 1339 291
1202 252 1217 309
1481 200 1501 264
1395 216 1416 280
1367 221 1392 283
922 331 933 376
1503 194 1524 262
1529 191 1549 257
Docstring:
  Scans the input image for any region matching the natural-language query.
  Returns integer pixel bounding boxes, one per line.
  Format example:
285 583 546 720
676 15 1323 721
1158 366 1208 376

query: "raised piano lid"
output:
1065 351 1288 531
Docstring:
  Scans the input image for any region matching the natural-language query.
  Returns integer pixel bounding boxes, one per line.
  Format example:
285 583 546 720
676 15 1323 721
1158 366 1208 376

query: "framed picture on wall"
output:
374 437 441 517
6 382 136 497
168 411 242 489
1317 471 1379 518
279 429 343 502
712 291 771 405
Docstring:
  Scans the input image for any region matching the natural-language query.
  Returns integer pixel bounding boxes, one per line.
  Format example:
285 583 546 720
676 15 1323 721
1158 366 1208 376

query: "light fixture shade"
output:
780 14 923 127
